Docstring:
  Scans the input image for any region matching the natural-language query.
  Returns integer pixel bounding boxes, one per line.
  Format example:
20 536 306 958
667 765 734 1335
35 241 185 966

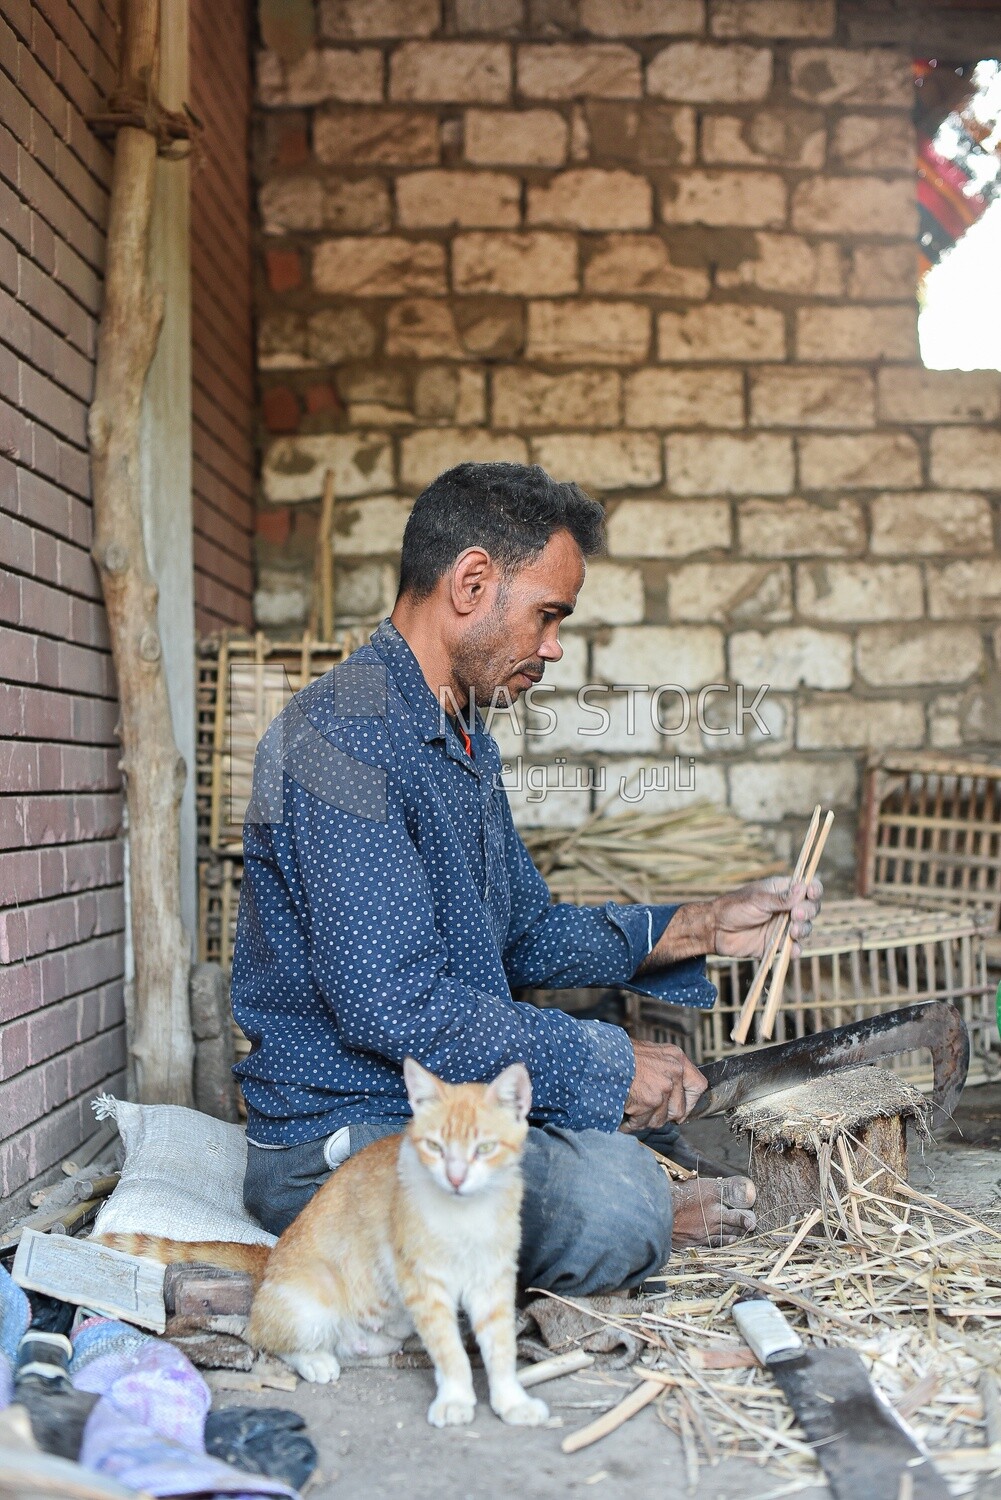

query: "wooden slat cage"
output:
858 753 1001 961
196 631 360 861
196 632 364 1082
628 897 997 1089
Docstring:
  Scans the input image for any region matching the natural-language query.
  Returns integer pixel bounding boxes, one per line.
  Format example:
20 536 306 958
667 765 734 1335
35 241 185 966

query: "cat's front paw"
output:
427 1394 476 1427
494 1392 549 1427
284 1350 341 1384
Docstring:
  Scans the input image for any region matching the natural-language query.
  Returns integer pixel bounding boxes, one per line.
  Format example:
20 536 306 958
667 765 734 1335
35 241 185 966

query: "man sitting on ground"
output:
233 463 822 1294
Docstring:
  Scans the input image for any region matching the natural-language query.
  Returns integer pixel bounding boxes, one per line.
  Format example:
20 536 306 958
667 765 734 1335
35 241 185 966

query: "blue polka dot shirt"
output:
232 620 716 1146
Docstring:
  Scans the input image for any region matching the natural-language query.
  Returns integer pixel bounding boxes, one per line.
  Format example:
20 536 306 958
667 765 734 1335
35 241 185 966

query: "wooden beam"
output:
88 0 194 1105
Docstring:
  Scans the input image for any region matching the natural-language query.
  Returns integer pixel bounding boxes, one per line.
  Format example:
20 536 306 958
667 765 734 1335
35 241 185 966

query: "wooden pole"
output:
308 468 336 641
88 0 194 1104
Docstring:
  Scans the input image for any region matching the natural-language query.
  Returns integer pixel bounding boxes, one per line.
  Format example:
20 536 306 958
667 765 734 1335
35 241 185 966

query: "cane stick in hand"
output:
730 806 822 1045
760 809 834 1040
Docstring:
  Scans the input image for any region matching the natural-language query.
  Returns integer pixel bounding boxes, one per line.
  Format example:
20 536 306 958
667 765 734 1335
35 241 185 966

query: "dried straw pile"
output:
524 802 784 906
547 1135 1001 1495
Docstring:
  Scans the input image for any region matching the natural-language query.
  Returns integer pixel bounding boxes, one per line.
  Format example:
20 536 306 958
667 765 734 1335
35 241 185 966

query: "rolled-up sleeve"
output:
501 798 717 1012
291 772 636 1133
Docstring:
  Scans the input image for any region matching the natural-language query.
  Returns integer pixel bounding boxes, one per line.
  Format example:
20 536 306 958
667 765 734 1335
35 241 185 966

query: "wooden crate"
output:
196 632 369 1084
627 897 998 1089
196 631 363 859
197 855 243 970
197 856 250 1114
858 753 1001 957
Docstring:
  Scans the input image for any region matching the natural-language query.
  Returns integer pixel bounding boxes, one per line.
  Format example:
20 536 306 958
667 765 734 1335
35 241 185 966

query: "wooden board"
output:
12 1230 166 1334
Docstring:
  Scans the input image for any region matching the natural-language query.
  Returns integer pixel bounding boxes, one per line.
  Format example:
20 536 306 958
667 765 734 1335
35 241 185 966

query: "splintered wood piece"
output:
764 1209 823 1284
204 1363 298 1393
61 1122 119 1176
691 1347 758 1370
163 1264 255 1319
561 1378 662 1454
0 1184 115 1254
166 1328 254 1371
980 1371 1001 1447
761 810 835 1040
519 1350 595 1388
731 806 821 1044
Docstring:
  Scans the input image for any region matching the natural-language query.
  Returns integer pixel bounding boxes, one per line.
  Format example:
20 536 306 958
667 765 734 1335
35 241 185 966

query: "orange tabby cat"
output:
97 1059 548 1429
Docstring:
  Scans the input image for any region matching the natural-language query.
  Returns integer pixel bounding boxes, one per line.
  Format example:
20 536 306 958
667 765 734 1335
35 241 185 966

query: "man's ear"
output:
485 1062 532 1123
450 547 495 616
404 1057 446 1111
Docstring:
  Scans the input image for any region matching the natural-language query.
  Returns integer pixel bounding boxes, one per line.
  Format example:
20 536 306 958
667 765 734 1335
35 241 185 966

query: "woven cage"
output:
198 856 243 968
196 631 365 1085
627 897 998 1088
858 752 1001 960
196 632 365 859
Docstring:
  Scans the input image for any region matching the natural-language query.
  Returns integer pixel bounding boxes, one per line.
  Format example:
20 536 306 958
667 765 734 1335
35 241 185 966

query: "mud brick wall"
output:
253 0 1001 862
191 0 257 632
0 0 127 1202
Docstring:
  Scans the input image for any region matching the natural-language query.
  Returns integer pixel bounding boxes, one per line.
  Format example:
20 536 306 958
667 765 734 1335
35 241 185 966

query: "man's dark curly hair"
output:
397 462 605 599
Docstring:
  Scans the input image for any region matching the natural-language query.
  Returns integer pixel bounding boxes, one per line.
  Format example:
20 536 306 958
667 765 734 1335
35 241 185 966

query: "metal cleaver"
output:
732 1296 951 1500
688 1000 970 1130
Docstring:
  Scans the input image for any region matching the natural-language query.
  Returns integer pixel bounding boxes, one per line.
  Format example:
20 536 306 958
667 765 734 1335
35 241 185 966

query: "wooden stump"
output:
729 1065 930 1230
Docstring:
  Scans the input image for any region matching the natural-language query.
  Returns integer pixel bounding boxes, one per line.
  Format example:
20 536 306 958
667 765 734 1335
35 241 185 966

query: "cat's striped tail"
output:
93 1232 271 1286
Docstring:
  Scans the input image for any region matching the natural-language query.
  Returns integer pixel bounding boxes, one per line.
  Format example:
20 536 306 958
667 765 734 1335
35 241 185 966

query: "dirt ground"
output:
211 1082 1001 1500
236 1363 831 1500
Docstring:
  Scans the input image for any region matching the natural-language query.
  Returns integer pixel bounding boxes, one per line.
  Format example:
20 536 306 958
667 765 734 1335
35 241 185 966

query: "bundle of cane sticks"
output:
731 804 834 1044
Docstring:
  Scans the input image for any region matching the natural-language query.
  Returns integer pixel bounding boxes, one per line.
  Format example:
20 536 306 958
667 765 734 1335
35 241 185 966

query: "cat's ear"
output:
403 1057 446 1111
486 1062 532 1122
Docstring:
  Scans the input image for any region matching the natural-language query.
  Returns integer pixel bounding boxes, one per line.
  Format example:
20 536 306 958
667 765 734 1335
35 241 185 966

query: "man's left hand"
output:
712 875 823 961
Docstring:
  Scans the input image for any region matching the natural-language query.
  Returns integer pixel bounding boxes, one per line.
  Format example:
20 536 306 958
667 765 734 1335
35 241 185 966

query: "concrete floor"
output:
224 1362 829 1500
211 1083 1001 1500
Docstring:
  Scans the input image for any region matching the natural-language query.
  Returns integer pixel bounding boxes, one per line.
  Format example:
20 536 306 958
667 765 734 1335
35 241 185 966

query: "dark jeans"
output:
245 1121 677 1297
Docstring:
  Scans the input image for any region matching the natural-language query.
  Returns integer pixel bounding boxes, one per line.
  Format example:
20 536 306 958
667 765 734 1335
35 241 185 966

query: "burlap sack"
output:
90 1096 276 1248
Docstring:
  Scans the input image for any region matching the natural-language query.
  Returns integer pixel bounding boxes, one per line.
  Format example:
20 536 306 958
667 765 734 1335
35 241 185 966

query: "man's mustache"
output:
515 661 545 683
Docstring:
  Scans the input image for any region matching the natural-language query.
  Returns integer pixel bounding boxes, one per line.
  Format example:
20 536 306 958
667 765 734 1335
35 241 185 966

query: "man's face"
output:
452 529 585 705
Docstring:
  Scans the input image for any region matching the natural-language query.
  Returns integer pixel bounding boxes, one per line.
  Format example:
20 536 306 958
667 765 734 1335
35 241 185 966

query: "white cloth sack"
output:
90 1095 276 1248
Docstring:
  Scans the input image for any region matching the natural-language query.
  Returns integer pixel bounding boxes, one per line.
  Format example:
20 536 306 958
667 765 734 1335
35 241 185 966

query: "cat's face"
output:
403 1060 531 1198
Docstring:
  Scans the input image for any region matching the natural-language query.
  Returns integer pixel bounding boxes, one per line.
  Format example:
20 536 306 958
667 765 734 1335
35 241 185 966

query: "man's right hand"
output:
622 1040 707 1131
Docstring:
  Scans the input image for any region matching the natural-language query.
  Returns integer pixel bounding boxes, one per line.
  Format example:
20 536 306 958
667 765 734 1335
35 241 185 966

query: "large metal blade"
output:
771 1347 950 1500
689 1000 970 1128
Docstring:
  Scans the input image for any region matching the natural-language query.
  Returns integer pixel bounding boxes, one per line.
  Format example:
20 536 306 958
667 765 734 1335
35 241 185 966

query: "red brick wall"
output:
190 0 257 632
0 0 127 1200
1 0 257 1202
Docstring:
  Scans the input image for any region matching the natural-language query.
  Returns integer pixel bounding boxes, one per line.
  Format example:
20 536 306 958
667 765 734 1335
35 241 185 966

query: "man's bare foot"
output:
670 1176 757 1249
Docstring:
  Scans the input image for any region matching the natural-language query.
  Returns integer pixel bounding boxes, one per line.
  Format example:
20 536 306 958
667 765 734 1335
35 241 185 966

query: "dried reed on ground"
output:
548 1138 1001 1493
523 802 784 906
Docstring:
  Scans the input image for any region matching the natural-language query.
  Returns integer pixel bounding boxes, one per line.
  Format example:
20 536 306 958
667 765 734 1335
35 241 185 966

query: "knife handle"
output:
732 1297 805 1366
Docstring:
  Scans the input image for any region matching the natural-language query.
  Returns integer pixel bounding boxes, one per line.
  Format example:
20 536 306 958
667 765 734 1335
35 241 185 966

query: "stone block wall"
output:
252 0 1001 865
